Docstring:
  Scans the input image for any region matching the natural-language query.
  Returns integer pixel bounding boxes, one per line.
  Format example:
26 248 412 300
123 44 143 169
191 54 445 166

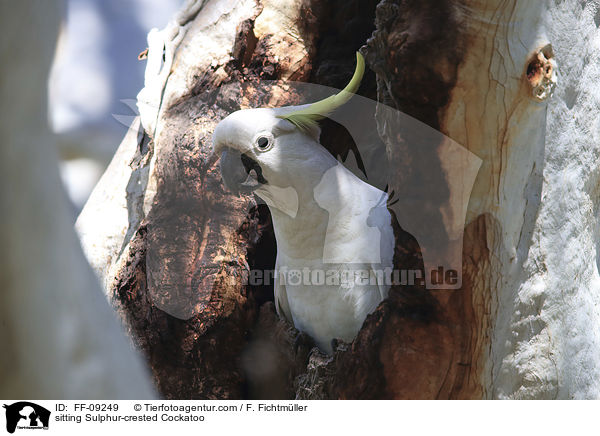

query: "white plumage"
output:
213 107 393 353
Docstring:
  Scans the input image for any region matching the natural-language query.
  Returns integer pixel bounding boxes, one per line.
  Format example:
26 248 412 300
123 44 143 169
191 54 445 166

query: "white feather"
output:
213 107 394 354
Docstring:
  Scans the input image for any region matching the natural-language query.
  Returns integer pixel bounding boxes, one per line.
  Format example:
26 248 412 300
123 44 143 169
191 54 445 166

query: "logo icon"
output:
3 402 50 434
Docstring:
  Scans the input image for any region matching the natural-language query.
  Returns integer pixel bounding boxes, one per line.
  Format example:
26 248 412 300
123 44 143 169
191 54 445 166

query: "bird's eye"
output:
254 134 273 152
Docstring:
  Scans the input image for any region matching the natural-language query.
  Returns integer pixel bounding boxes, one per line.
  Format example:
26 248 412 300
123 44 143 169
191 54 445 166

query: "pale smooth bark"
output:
0 1 155 399
439 0 600 399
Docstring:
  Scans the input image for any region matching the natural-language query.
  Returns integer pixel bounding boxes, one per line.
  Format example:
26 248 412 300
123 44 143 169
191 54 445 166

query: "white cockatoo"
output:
213 53 394 353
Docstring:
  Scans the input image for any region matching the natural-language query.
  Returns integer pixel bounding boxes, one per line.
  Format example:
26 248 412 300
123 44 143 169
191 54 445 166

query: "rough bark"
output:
78 0 600 399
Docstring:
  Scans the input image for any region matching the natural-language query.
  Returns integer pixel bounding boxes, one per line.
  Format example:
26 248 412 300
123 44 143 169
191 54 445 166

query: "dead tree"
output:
78 0 600 399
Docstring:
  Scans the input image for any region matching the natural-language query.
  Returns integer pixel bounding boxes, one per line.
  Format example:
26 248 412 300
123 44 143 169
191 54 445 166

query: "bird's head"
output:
212 106 329 195
212 52 365 213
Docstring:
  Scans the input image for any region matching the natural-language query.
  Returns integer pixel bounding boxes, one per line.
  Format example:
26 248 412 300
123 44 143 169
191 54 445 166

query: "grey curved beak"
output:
219 147 267 195
219 148 247 196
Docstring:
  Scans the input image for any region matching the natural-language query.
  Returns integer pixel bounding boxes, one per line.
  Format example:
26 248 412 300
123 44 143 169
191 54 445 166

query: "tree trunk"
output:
0 0 155 399
77 0 600 399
